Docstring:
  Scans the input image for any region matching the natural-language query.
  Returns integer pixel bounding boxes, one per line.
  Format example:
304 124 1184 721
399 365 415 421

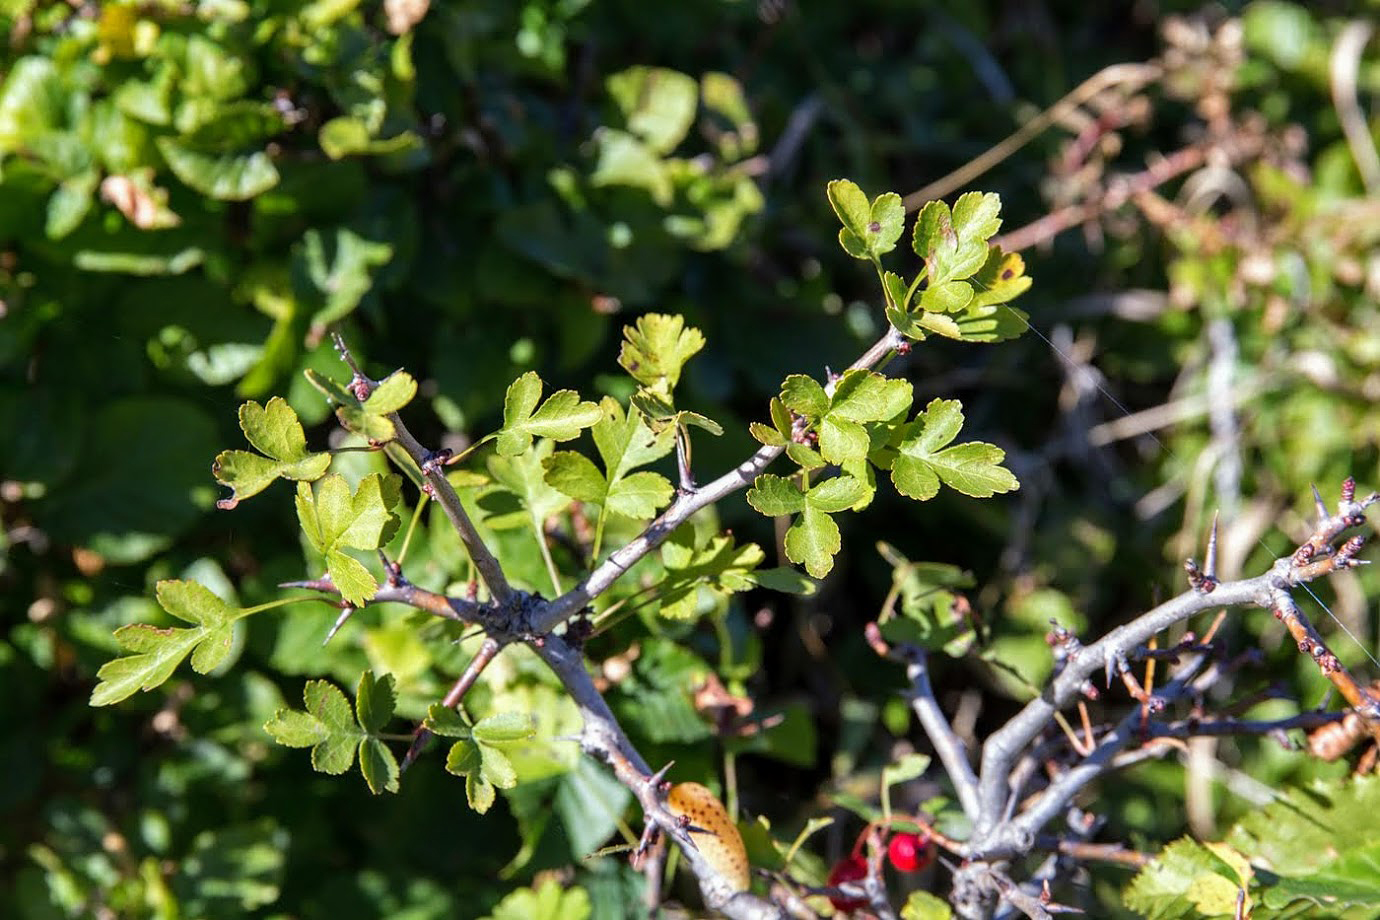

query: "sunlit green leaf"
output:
827 180 905 261
496 372 601 456
606 66 697 155
213 397 332 508
892 399 1018 501
355 670 396 734
264 679 361 775
157 138 279 201
294 473 402 605
482 878 591 920
618 314 705 392
90 580 242 706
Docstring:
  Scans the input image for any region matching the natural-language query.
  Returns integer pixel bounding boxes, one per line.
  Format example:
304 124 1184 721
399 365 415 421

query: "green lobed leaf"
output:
472 712 537 744
785 442 825 471
260 709 326 748
828 370 914 423
542 401 676 521
606 66 698 155
658 528 771 619
425 702 472 738
213 397 332 508
46 171 98 240
0 57 63 151
487 439 573 531
919 279 974 314
969 247 1033 308
542 451 605 504
1125 838 1252 919
482 879 592 920
900 891 953 920
294 473 402 605
156 138 279 201
358 737 400 794
467 773 497 814
784 506 841 578
808 474 871 513
591 398 676 478
264 680 362 776
912 192 1002 287
303 369 417 442
749 421 787 447
90 580 241 706
355 670 396 734
618 313 706 392
1263 843 1380 910
294 227 394 330
745 474 806 517
826 180 905 261
1227 774 1380 877
479 745 518 789
496 372 602 457
891 399 1018 501
590 129 672 205
606 470 673 519
779 374 829 420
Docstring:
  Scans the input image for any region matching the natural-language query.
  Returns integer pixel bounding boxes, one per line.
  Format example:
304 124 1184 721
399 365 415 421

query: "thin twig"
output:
389 418 516 606
903 63 1163 209
1330 22 1380 194
530 326 905 632
403 636 506 770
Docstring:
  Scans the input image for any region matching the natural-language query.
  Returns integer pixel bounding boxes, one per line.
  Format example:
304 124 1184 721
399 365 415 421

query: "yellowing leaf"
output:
213 397 332 508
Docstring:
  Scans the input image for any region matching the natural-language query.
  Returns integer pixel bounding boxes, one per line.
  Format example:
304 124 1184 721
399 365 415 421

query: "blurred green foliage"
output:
6 0 1380 917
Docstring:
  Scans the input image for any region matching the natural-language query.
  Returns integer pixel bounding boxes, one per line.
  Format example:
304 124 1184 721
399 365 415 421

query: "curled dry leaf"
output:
384 0 430 34
101 173 180 229
664 782 750 892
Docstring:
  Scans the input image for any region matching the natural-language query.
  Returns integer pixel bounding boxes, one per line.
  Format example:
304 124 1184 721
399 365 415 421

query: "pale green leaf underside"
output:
89 580 240 706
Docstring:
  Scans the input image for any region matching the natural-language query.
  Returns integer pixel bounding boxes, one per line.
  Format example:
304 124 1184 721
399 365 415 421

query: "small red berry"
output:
826 855 869 911
887 832 934 873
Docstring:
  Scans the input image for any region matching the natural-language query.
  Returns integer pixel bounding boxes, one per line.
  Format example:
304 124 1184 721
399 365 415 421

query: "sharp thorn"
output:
324 606 355 644
646 760 675 792
1204 512 1219 581
1312 483 1328 521
401 727 433 773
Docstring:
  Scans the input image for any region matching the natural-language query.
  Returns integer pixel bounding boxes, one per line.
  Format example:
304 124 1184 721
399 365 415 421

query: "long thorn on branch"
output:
279 578 484 624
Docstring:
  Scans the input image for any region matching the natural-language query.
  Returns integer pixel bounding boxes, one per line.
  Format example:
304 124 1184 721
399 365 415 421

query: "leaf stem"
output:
396 493 429 567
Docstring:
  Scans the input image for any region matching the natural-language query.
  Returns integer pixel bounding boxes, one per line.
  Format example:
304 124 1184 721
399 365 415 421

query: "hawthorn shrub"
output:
6 2 1380 919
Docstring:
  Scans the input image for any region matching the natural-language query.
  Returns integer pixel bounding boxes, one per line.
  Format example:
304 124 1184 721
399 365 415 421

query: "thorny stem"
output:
532 325 905 633
279 577 483 623
389 418 515 606
535 635 787 920
325 324 1380 920
330 334 514 605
